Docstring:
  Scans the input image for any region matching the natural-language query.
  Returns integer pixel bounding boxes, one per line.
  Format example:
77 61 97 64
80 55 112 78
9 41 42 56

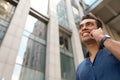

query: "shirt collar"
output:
85 46 104 58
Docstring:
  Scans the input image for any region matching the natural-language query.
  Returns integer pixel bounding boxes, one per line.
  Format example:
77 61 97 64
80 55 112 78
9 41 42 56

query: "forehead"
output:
80 19 96 25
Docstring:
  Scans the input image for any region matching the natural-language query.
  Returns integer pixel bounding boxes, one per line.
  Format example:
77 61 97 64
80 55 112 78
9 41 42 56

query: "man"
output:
76 14 120 80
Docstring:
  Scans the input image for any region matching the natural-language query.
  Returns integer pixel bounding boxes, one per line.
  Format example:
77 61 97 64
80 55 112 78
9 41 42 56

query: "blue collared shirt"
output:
76 47 120 80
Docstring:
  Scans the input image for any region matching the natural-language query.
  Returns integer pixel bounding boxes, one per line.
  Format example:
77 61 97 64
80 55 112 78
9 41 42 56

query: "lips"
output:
82 32 90 37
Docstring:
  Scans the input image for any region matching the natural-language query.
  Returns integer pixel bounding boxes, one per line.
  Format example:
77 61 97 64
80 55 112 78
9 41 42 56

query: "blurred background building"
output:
0 0 120 80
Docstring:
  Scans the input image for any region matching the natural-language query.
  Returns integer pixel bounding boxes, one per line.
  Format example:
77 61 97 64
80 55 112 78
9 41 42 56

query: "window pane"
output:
60 31 75 80
72 6 80 29
30 0 48 16
11 64 22 80
0 0 15 44
14 36 46 80
0 25 7 43
60 53 75 80
57 0 69 28
12 13 47 80
24 15 47 40
12 64 45 80
59 32 72 53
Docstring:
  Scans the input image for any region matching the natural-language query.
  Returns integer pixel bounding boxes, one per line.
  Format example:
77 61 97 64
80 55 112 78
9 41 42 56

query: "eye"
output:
79 24 83 29
86 22 94 26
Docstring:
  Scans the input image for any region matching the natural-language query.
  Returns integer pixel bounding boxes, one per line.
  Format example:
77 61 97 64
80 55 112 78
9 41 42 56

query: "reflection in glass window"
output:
0 0 15 44
12 14 47 80
11 64 22 80
12 36 46 80
59 31 72 53
60 53 75 80
72 6 80 29
24 15 47 40
30 0 48 16
16 36 28 65
59 31 75 80
57 0 69 28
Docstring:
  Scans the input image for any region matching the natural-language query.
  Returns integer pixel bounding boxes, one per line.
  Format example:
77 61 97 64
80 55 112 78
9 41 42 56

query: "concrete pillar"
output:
0 0 30 79
45 0 61 80
65 0 84 69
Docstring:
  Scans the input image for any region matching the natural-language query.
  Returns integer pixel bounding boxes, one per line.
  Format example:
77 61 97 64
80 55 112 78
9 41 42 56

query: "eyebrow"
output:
79 21 95 29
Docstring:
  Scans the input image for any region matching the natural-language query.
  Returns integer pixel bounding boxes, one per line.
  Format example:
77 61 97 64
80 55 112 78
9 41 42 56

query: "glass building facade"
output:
0 0 85 80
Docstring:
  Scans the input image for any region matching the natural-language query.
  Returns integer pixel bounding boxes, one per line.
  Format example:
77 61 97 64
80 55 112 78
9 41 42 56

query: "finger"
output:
90 34 94 39
98 28 103 33
89 30 94 39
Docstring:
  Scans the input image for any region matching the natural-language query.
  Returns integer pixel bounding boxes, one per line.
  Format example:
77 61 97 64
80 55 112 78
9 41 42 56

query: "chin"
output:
81 37 92 42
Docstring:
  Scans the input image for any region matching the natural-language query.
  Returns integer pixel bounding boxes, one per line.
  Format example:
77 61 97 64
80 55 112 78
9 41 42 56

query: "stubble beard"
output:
81 36 95 44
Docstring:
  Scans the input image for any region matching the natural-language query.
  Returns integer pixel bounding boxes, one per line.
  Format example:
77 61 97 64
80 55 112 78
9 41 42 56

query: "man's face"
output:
79 19 98 42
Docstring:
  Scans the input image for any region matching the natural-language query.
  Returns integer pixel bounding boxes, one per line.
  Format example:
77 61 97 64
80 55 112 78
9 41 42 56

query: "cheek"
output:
79 30 82 36
88 27 97 32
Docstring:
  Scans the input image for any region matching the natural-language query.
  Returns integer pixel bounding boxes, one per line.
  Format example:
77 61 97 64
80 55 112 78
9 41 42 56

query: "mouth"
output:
82 32 90 37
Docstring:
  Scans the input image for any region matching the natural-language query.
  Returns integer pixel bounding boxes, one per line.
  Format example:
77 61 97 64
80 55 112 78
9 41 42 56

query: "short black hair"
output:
81 14 103 28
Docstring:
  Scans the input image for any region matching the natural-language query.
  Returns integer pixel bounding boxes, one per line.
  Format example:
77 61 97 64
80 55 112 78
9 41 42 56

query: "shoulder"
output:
100 47 111 55
76 58 89 79
100 47 120 63
99 47 113 59
76 58 88 72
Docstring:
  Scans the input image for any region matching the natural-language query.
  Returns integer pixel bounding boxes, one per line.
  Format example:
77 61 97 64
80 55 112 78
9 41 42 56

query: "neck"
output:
85 40 100 63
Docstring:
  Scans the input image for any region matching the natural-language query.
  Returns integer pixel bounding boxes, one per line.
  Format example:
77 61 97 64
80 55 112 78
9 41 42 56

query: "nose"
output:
81 24 87 30
82 25 86 29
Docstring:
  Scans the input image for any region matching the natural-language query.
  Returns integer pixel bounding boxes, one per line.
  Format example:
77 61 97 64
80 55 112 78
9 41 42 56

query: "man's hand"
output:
90 28 105 43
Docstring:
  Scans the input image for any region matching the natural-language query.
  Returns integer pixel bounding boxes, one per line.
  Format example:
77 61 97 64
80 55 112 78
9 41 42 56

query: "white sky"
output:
24 15 37 33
